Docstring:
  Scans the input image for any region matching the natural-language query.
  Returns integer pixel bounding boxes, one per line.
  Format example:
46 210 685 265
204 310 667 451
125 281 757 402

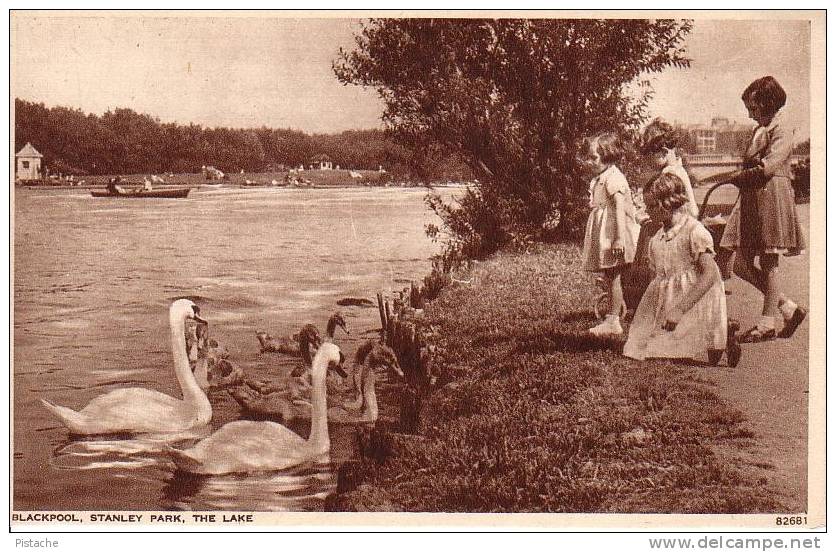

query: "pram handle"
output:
698 181 740 220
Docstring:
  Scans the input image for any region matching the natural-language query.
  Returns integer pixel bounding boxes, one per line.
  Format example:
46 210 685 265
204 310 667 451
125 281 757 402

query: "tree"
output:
335 18 692 258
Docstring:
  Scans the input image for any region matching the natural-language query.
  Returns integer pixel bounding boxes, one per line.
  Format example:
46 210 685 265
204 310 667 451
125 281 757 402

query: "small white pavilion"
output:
16 142 43 181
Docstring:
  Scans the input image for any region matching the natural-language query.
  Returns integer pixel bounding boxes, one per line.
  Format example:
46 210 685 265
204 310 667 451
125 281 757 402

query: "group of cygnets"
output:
40 299 404 475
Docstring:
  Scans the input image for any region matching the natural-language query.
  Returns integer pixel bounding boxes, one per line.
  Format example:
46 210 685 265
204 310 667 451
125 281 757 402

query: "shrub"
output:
336 19 693 259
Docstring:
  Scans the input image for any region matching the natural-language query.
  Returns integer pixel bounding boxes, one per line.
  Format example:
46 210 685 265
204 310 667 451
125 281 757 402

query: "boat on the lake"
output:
91 188 191 199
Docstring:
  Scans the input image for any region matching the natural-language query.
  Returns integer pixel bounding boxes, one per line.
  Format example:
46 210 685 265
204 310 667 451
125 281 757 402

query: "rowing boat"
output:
91 188 191 199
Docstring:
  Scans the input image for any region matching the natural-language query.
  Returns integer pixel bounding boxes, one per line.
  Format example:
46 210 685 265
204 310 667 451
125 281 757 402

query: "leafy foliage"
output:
335 18 693 252
14 98 474 180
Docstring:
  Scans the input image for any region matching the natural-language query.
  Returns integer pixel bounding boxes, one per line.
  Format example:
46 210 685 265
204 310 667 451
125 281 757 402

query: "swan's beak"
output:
191 306 208 325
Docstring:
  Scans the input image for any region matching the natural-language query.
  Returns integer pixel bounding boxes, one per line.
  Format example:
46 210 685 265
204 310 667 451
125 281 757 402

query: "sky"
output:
12 15 811 139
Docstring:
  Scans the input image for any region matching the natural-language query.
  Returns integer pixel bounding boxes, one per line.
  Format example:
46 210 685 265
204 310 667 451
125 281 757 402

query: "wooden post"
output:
386 309 395 348
377 292 387 342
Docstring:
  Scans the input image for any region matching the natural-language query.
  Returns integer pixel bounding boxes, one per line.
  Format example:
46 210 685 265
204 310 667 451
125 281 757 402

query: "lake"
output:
13 185 449 511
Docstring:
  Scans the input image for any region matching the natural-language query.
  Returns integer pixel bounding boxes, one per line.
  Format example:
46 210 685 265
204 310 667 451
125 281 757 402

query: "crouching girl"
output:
624 173 741 366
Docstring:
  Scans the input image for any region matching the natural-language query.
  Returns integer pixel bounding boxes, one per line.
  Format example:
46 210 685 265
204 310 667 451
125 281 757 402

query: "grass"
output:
335 244 780 513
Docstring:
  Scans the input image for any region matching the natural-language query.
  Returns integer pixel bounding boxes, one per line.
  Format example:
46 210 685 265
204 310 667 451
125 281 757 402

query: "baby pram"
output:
593 181 739 320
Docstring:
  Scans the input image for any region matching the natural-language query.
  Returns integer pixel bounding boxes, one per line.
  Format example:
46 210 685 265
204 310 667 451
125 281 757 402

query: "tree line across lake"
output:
14 98 475 181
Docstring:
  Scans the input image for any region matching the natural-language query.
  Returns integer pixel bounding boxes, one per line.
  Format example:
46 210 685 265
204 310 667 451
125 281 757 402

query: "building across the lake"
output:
676 118 807 181
678 117 754 155
311 154 333 170
15 142 43 181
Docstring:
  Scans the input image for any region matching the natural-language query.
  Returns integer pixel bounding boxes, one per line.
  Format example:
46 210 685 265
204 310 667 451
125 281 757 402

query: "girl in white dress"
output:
581 134 641 336
624 173 741 366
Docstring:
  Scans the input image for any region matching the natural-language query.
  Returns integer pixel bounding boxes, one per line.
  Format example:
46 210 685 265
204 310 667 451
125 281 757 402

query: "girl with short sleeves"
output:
624 173 741 366
581 133 641 336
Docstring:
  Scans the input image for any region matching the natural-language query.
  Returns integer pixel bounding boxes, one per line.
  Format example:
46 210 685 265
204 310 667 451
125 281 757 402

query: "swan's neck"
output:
361 372 378 421
307 360 330 452
171 315 211 417
193 358 210 392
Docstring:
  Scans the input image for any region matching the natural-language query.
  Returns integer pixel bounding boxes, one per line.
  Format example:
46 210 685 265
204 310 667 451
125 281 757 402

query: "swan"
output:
40 299 212 435
166 342 347 474
344 341 403 404
256 312 349 364
193 354 245 392
230 341 402 425
298 340 402 406
187 324 243 391
227 379 310 422
327 358 381 424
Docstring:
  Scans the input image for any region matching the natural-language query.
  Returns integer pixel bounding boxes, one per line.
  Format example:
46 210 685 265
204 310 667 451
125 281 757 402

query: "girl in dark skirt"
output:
721 76 807 342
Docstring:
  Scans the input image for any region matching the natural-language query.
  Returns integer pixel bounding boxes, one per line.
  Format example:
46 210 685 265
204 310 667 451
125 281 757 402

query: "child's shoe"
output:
740 316 776 343
777 299 807 338
589 315 623 336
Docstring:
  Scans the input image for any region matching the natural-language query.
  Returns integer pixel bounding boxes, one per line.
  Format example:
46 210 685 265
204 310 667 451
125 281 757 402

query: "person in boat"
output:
106 177 127 195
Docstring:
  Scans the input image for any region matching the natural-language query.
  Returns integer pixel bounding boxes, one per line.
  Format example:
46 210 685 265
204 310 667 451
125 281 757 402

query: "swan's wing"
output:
181 421 308 473
79 389 185 429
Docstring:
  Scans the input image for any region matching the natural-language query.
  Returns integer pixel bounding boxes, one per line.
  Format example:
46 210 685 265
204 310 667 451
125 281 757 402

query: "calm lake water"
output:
13 185 449 511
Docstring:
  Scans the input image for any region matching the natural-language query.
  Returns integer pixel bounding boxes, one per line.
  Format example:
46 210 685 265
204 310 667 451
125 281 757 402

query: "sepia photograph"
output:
9 8 825 532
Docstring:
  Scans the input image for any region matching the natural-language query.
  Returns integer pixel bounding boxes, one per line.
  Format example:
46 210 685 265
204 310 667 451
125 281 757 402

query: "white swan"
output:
166 342 347 474
40 299 213 435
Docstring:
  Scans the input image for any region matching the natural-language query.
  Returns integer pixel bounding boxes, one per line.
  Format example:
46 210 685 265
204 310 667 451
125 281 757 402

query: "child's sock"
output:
606 315 623 331
779 299 798 320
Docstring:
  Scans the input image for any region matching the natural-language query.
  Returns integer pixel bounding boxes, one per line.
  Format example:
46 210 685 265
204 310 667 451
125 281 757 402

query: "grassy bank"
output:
336 244 779 513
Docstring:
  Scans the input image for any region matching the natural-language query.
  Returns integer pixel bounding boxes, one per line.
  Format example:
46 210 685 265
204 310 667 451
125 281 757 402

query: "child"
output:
581 133 640 336
627 118 702 300
623 173 740 366
720 76 806 342
639 118 699 217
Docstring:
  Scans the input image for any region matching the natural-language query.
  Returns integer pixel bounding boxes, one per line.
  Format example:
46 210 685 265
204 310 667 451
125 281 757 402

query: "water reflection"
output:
49 427 341 511
50 427 212 471
162 463 337 511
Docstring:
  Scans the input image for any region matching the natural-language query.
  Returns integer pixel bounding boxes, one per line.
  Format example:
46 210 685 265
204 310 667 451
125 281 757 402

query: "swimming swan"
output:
327 362 379 424
256 312 349 364
230 341 401 425
166 342 347 474
40 299 212 435
340 341 403 410
187 324 243 392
